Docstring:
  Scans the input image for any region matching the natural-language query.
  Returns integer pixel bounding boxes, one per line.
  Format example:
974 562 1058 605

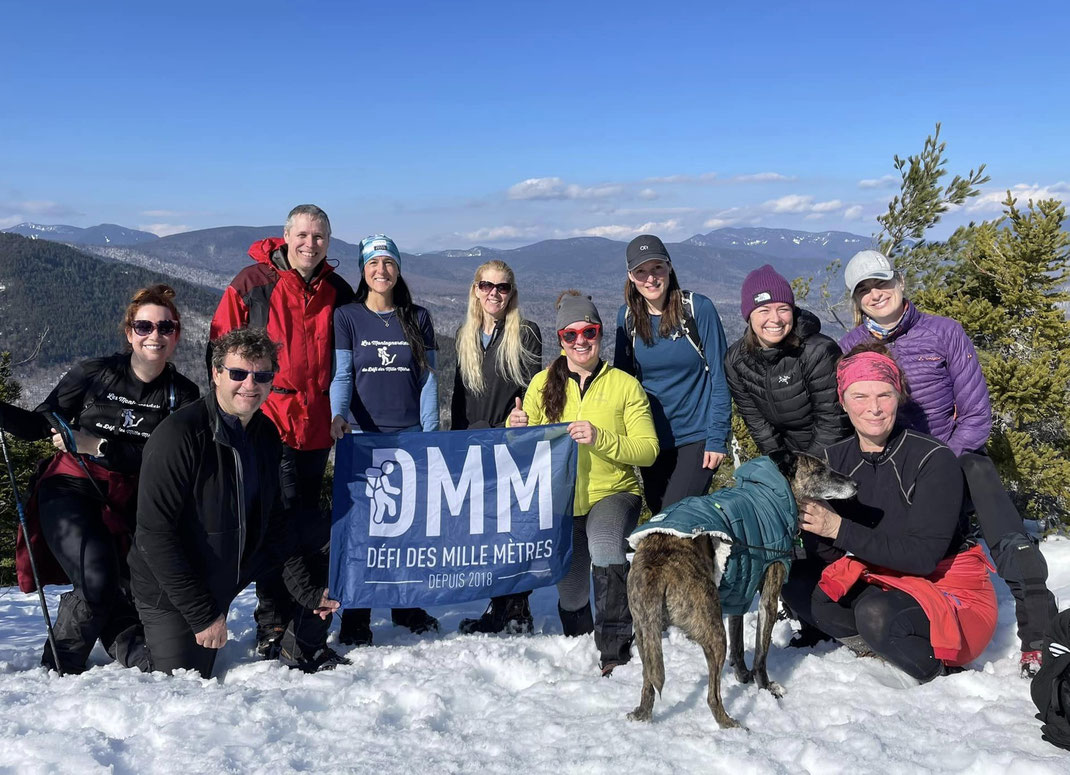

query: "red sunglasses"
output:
558 324 601 344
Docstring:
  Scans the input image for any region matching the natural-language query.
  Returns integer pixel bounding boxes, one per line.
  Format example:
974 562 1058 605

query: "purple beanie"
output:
740 264 795 320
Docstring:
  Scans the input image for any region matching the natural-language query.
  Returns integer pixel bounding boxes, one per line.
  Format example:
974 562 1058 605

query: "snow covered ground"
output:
1 539 1068 774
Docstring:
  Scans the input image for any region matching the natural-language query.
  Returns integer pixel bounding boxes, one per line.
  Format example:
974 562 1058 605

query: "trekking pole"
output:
0 423 64 676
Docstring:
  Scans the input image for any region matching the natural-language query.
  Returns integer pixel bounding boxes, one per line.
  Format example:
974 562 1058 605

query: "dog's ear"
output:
768 448 798 480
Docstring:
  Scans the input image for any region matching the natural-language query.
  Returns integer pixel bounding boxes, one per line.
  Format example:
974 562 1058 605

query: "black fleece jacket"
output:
724 308 850 454
816 427 969 576
128 390 319 632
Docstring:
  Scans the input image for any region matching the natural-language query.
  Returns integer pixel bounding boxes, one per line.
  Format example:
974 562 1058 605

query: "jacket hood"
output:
732 456 797 512
793 307 822 340
247 237 335 283
248 237 288 268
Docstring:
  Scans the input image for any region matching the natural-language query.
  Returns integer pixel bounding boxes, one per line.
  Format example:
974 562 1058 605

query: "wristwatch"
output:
95 438 109 457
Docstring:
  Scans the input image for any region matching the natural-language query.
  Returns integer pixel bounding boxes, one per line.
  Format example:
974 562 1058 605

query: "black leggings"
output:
640 440 714 516
960 450 1056 651
37 483 146 673
811 584 941 682
255 446 332 660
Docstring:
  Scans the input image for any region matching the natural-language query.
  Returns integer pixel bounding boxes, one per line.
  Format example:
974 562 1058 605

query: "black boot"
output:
41 591 102 675
253 578 289 659
459 593 533 635
558 601 594 637
592 563 633 676
338 608 373 647
788 620 834 649
391 607 439 635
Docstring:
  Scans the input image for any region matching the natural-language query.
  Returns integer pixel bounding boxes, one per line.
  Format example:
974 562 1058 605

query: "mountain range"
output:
2 223 876 402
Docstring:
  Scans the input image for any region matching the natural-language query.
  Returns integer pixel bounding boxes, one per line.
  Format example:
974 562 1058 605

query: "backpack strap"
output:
679 291 709 373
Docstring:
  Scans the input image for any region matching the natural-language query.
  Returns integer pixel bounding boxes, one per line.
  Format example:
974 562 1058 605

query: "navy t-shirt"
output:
333 303 436 432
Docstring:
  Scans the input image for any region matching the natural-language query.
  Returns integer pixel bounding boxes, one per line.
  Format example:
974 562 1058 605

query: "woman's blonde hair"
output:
456 260 539 394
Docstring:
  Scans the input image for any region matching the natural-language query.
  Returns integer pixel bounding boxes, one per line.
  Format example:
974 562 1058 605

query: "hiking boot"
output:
459 595 533 635
788 621 833 649
559 602 594 637
391 607 439 635
256 625 286 660
282 646 351 674
338 609 373 647
1021 650 1043 678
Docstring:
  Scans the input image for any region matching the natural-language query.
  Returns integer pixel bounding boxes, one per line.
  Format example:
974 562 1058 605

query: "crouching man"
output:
128 328 343 677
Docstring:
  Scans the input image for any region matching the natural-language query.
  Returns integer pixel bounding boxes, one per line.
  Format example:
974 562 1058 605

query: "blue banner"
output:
329 424 577 608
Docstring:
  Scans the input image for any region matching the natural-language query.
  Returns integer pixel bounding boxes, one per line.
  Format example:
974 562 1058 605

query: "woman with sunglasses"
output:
452 261 543 635
329 234 441 646
613 235 731 516
0 284 199 674
509 291 658 675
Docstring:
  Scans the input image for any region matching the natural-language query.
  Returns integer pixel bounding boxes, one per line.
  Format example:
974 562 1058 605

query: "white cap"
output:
844 250 896 295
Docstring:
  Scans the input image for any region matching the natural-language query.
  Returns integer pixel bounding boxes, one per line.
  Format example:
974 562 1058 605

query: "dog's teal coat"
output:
628 457 797 616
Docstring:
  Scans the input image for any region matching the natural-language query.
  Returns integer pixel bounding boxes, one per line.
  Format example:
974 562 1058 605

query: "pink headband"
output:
836 351 903 402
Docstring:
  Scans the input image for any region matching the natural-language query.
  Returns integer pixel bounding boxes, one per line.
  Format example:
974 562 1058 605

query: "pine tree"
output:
0 352 50 587
913 196 1070 525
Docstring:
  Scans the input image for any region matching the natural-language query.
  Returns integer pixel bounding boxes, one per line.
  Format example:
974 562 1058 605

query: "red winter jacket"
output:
209 238 354 450
819 544 998 666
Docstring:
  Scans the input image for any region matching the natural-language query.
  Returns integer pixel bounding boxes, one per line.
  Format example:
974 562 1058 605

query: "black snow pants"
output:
254 446 332 661
961 450 1057 651
37 482 149 673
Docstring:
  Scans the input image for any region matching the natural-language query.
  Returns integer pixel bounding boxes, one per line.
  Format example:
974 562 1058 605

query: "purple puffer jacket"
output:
839 302 992 456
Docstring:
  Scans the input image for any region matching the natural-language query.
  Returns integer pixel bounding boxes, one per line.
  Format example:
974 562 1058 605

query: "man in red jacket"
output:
209 204 354 670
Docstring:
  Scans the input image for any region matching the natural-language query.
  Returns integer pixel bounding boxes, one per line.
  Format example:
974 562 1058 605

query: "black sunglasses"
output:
220 367 275 384
131 319 180 336
558 324 601 344
477 280 512 294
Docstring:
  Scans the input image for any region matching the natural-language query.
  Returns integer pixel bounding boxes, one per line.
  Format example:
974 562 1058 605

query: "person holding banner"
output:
0 284 200 674
613 234 732 515
509 290 658 675
330 234 441 646
451 260 543 635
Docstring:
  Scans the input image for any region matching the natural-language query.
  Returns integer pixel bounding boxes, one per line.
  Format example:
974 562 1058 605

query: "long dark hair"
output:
624 269 685 346
356 274 429 373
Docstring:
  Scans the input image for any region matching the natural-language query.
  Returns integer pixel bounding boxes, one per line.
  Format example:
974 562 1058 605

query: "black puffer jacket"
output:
724 308 850 455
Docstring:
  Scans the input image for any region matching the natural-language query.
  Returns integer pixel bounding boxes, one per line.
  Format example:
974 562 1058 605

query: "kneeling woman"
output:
798 344 997 681
0 285 199 673
509 291 658 674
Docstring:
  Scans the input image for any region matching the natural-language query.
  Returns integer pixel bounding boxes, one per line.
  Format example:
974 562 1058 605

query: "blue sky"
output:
2 1 1067 250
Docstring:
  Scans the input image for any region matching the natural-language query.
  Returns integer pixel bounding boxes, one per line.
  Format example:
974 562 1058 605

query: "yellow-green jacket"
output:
515 361 658 515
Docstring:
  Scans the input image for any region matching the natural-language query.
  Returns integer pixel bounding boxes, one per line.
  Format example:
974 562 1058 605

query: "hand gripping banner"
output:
330 424 577 608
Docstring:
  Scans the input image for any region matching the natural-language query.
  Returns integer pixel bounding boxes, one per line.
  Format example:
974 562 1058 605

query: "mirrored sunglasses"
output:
221 367 275 384
131 319 180 336
477 280 512 294
558 324 601 344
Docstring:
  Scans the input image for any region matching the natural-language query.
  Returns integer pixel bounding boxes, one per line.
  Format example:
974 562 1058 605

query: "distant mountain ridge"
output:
3 222 159 246
685 227 873 261
5 223 870 347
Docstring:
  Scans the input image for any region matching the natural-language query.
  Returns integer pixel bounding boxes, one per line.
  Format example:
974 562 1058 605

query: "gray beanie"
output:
555 292 602 331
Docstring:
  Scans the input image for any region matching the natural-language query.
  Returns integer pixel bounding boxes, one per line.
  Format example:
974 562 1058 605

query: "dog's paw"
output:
733 666 754 685
628 707 652 722
763 680 785 699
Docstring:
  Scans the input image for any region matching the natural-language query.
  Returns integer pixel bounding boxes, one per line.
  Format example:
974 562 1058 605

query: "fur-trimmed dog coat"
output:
628 457 797 615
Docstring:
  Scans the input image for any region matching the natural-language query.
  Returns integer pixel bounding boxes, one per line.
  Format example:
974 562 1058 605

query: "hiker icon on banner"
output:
366 461 401 524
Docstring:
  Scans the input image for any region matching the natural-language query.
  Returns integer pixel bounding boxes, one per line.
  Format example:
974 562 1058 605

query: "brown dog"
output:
627 449 857 727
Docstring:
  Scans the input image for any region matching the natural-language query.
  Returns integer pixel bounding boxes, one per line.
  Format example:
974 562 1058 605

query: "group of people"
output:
0 204 1055 684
